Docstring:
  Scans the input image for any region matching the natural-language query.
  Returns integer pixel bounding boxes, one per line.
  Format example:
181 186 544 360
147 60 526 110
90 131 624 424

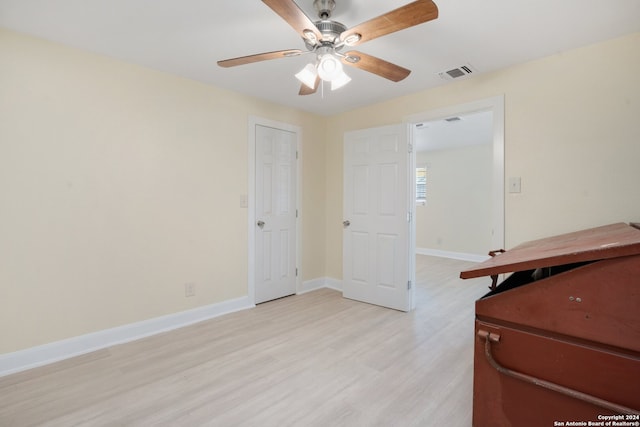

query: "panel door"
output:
255 125 297 304
343 124 411 311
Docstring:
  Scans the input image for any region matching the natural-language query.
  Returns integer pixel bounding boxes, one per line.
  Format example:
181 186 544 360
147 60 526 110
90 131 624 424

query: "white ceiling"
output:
1 0 639 116
415 110 492 152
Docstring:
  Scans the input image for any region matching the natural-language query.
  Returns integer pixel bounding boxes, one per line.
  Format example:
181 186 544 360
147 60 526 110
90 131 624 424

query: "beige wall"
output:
415 145 493 255
0 30 327 353
325 32 640 279
2 28 639 355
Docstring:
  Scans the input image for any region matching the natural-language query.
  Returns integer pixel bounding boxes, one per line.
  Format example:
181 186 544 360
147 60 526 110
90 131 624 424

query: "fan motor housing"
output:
304 20 347 50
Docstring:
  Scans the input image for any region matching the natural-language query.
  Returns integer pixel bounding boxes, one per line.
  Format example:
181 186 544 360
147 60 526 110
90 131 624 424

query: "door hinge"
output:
296 268 298 277
296 209 298 218
407 280 412 290
407 211 412 222
408 143 413 153
296 151 299 159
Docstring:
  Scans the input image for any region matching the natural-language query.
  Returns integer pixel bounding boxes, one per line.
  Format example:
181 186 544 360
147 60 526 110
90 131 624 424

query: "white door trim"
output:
404 95 506 307
248 116 302 305
407 122 417 310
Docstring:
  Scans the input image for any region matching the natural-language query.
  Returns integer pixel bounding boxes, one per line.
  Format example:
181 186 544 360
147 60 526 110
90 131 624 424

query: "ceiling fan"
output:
217 0 439 95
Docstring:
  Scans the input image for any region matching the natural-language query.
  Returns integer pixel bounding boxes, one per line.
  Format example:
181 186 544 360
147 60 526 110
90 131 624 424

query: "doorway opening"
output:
406 96 505 308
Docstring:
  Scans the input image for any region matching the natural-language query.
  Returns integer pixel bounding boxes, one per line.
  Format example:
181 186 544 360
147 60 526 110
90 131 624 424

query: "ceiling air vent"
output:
438 63 476 81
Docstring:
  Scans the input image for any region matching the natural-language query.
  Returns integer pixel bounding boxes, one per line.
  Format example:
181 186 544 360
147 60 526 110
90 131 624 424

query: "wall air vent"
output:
438 63 477 81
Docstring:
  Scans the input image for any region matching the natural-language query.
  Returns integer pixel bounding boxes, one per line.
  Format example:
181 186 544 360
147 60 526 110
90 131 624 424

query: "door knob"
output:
343 220 351 227
257 220 265 228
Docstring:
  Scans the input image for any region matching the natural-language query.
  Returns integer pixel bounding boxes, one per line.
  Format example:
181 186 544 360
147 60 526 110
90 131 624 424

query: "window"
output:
416 165 427 205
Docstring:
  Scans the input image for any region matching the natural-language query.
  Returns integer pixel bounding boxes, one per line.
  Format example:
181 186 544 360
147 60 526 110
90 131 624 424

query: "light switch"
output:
240 194 248 208
509 177 522 193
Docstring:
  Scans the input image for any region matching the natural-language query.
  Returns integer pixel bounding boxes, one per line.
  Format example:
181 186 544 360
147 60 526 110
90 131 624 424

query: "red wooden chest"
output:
460 223 640 426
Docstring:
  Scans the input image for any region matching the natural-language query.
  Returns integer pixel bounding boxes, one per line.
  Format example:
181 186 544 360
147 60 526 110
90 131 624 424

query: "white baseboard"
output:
0 296 254 378
298 277 343 295
298 278 327 294
324 277 343 291
416 248 490 263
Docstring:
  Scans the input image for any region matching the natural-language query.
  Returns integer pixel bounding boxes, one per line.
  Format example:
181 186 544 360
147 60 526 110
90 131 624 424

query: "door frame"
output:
248 116 302 305
404 95 505 308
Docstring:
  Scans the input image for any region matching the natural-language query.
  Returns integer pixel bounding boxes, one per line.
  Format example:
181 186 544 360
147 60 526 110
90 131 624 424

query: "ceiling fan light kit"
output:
317 54 341 80
330 69 352 90
217 0 439 96
295 55 351 92
295 63 318 88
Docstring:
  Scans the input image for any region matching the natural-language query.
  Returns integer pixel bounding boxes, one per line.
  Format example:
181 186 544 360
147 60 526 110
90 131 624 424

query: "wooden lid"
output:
460 222 640 279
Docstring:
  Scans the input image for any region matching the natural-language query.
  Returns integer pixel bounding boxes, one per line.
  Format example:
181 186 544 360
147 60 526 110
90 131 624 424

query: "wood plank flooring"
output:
0 256 490 426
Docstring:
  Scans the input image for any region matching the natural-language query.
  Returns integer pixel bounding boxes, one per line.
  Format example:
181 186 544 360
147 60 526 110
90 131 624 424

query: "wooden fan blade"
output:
299 76 321 95
340 0 438 46
262 0 323 42
217 49 303 68
342 51 411 82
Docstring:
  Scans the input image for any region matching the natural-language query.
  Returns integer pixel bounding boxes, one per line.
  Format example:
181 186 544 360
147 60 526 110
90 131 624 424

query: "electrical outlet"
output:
185 282 196 297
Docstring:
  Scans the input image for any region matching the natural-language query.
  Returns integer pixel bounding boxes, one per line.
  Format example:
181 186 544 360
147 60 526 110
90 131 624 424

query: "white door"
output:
255 125 297 304
343 124 412 311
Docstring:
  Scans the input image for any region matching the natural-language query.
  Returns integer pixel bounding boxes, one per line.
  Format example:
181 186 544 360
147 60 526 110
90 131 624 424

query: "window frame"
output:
416 164 427 206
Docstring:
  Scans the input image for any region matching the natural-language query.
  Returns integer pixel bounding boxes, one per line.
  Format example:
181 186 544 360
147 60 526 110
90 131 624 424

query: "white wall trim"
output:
298 277 343 294
0 297 254 378
324 278 343 292
298 278 327 294
416 247 490 263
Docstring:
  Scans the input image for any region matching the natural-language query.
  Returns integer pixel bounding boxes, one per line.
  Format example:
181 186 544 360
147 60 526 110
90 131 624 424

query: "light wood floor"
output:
0 256 490 426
